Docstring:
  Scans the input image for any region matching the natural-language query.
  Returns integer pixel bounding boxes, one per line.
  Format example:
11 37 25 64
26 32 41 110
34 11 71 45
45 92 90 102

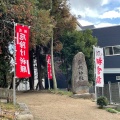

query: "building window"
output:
113 45 120 54
116 76 120 80
104 47 113 56
104 45 120 56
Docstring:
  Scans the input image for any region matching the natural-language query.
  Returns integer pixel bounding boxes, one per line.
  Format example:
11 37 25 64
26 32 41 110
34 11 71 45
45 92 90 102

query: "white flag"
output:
94 47 104 87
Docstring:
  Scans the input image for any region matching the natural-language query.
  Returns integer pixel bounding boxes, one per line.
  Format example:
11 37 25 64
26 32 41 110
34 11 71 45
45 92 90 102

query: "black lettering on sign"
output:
79 71 83 75
79 76 84 81
78 65 83 70
96 50 102 56
78 60 82 65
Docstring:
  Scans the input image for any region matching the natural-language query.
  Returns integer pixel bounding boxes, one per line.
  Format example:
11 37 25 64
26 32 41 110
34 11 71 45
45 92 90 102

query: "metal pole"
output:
102 87 104 96
118 82 120 100
93 46 97 101
95 86 97 101
47 56 50 90
108 81 112 104
13 22 16 105
48 78 50 90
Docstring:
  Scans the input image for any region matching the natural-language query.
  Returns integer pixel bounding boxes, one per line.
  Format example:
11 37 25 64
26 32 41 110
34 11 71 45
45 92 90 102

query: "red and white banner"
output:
95 47 104 87
46 54 52 79
15 24 31 78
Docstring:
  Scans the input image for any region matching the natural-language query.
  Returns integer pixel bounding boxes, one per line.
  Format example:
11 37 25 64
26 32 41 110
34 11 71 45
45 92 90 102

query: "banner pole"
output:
48 78 50 90
46 55 50 90
93 46 97 102
13 22 16 105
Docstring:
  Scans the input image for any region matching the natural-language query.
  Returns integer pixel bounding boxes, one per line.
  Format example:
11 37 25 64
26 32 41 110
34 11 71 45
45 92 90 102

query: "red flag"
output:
15 24 31 78
46 54 52 79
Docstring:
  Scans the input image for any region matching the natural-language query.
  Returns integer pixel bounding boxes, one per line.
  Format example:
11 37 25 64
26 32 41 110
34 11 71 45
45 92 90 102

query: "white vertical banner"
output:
95 47 104 87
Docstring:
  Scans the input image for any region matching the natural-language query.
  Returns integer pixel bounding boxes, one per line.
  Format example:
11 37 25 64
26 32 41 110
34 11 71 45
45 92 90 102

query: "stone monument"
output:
72 52 89 94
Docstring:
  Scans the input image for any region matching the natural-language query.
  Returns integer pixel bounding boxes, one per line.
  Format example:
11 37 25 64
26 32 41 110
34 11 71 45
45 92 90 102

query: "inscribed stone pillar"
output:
72 52 89 94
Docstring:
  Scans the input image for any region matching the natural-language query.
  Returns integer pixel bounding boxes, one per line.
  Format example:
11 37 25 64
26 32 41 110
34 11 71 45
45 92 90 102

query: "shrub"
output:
97 96 108 108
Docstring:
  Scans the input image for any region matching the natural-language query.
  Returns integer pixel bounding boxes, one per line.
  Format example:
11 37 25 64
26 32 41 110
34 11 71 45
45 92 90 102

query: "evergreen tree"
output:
51 0 76 51
60 30 97 85
36 0 77 90
0 0 14 87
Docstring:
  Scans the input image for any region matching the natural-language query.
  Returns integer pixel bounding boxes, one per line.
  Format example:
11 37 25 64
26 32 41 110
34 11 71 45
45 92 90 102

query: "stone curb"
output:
15 103 34 120
71 93 95 100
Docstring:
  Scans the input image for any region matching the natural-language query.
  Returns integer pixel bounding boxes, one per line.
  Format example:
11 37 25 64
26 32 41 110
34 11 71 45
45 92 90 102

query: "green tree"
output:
60 30 97 84
37 0 77 90
0 0 14 87
33 4 55 90
36 0 51 10
0 0 54 89
51 0 76 51
51 0 77 90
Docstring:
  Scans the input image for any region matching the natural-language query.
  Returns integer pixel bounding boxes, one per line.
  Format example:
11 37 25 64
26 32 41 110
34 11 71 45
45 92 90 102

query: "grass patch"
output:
106 108 118 113
0 102 19 110
116 109 120 112
0 102 19 120
50 89 73 96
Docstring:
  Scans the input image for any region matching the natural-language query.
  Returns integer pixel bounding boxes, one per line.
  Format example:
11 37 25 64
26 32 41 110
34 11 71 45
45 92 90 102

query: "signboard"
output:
15 24 31 78
46 54 52 79
95 47 104 87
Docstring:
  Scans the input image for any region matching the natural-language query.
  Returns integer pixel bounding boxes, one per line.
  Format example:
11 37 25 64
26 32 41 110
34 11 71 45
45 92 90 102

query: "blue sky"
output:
69 0 120 28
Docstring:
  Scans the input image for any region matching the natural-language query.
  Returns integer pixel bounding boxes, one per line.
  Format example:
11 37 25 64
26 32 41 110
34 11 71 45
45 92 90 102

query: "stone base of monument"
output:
15 103 34 120
72 85 89 94
71 93 95 100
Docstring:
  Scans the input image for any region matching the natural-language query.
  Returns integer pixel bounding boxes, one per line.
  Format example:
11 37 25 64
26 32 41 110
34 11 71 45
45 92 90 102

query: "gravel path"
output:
17 91 120 120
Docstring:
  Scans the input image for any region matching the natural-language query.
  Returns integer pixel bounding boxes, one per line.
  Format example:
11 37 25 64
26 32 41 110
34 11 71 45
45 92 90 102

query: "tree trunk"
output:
51 34 57 90
3 74 7 88
15 79 22 89
29 49 34 90
36 45 44 90
9 73 14 89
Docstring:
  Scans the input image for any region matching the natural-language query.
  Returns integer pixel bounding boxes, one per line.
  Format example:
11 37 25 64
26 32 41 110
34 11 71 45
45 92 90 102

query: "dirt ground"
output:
17 91 120 120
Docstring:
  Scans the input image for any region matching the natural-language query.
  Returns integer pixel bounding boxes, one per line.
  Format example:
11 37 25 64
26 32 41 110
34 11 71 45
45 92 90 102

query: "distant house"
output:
92 25 120 84
77 22 120 84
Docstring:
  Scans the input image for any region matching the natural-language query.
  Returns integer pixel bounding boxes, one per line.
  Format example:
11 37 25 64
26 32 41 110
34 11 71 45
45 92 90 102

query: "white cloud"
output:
100 10 120 19
69 0 120 18
102 0 120 6
69 0 103 18
70 0 120 27
101 0 109 6
115 7 120 12
84 8 99 18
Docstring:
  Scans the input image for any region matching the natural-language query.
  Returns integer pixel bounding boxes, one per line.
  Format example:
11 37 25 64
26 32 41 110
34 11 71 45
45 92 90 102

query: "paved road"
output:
17 91 120 120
